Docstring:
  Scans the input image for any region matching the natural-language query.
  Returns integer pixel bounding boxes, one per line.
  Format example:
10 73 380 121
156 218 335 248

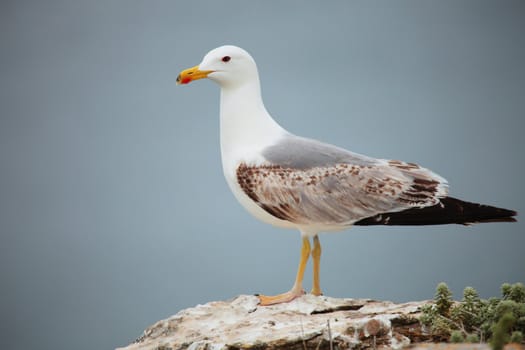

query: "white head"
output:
177 45 259 89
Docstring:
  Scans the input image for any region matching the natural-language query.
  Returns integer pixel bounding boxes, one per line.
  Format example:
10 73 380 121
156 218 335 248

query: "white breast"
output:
219 80 296 230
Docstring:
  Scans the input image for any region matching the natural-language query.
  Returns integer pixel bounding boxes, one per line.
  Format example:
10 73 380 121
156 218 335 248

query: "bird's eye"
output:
222 56 231 62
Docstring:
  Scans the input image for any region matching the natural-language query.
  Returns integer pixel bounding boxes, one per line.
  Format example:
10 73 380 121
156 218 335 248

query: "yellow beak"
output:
176 65 213 85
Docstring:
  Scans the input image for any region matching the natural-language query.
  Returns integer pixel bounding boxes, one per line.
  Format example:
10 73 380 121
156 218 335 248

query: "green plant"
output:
502 283 512 299
491 312 515 350
458 286 483 332
510 331 523 344
504 283 525 303
420 282 525 347
465 333 479 343
450 330 464 343
420 283 455 338
435 282 453 317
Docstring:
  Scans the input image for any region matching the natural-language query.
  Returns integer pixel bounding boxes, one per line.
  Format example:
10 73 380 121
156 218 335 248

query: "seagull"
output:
177 45 517 306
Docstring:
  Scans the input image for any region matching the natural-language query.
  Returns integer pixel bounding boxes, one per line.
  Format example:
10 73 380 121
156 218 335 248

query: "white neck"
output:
219 79 286 168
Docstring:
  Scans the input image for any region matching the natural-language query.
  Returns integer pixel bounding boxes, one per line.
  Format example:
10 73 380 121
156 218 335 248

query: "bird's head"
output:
177 45 259 88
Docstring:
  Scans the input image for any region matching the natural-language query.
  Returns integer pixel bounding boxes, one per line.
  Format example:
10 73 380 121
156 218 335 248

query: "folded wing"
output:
237 135 449 226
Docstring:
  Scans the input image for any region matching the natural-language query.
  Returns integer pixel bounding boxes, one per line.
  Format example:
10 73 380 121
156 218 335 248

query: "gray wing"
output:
238 135 448 226
262 134 378 169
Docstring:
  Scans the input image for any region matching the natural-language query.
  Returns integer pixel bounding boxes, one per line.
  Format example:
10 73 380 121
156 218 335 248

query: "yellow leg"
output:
311 235 323 296
258 237 311 306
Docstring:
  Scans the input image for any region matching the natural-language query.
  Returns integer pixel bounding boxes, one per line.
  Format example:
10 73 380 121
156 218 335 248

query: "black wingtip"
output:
354 197 517 226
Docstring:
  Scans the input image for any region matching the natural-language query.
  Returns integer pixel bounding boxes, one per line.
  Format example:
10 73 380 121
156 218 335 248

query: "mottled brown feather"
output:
236 161 445 225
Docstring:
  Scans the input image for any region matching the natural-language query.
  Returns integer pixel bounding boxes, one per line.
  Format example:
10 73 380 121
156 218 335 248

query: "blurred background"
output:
1 1 524 349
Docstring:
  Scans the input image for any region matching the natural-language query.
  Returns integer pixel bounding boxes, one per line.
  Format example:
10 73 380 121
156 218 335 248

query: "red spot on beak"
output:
181 77 192 84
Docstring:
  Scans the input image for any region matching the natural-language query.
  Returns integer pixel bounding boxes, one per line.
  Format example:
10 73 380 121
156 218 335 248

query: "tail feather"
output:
354 197 517 226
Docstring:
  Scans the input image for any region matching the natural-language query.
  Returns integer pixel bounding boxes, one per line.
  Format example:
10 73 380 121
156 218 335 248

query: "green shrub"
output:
509 283 525 303
510 331 523 343
491 312 515 350
449 330 464 343
502 283 512 299
465 333 479 343
421 282 525 347
435 282 453 317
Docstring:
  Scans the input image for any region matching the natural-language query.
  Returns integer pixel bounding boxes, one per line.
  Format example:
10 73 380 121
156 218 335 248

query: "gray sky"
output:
1 1 524 349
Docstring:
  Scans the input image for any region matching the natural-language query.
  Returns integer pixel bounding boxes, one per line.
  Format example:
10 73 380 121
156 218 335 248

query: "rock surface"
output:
117 295 436 350
407 344 525 350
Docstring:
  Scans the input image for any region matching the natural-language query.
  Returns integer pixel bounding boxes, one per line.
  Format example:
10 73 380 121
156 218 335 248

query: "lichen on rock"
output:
117 295 434 350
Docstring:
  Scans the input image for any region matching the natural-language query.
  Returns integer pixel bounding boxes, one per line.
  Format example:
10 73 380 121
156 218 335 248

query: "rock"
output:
407 343 525 350
118 295 436 350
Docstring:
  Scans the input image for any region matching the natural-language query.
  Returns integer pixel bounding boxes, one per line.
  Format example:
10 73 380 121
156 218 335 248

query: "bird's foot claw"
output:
257 289 305 306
